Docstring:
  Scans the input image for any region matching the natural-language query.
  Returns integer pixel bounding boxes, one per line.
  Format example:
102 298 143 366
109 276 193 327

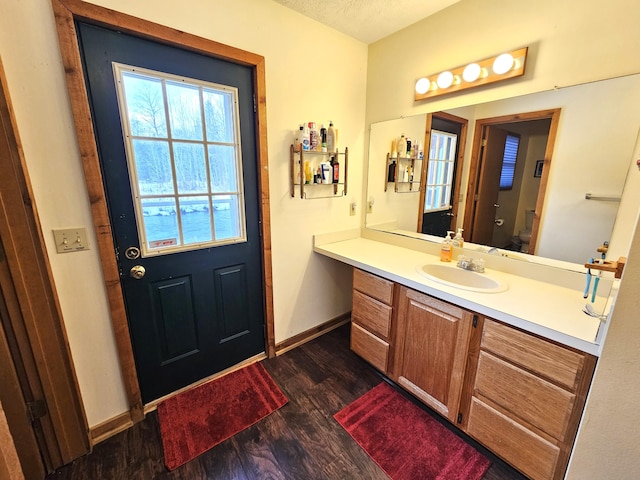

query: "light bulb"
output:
436 71 454 89
493 53 514 74
415 77 430 94
462 63 481 82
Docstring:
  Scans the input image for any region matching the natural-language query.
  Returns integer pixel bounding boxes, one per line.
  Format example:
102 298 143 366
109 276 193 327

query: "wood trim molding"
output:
0 58 89 465
462 108 560 254
89 411 133 447
275 313 351 355
51 0 275 421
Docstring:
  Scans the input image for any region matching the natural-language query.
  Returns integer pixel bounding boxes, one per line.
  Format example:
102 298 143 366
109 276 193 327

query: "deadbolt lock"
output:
125 246 141 260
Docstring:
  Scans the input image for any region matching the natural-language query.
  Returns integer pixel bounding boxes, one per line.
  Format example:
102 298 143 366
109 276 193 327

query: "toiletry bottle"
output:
294 124 303 152
330 155 339 183
304 161 312 184
454 228 464 248
327 121 336 152
440 231 454 262
320 124 327 152
406 137 412 158
302 124 311 151
397 134 407 159
321 162 332 184
391 138 398 159
388 159 396 182
309 122 319 151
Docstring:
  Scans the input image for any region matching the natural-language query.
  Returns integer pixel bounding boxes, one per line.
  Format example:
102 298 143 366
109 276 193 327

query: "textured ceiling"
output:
272 0 461 44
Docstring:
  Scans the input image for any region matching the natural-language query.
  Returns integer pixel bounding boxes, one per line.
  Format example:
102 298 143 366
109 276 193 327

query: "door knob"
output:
494 203 500 208
129 265 146 279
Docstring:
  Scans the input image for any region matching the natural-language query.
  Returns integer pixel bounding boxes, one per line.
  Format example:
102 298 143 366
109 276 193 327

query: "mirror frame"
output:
462 108 560 254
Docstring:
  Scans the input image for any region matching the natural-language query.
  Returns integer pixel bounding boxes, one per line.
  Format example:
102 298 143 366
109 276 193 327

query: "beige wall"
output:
366 0 640 477
0 0 367 426
0 402 24 480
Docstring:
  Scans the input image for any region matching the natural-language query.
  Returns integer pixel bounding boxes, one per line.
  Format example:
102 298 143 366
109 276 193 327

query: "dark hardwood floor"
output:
46 324 527 479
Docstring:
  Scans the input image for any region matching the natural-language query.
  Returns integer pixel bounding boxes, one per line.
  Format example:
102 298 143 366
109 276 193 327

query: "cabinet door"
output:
392 286 474 422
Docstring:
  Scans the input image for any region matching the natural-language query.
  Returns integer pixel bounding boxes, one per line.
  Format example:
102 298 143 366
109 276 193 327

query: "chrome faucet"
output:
456 255 485 273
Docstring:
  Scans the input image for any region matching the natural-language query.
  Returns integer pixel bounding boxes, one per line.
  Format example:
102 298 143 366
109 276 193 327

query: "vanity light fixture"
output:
414 47 528 101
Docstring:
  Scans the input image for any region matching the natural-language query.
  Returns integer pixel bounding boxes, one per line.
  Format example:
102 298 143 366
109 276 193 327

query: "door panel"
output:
77 22 265 403
151 277 198 363
214 264 251 342
471 126 508 245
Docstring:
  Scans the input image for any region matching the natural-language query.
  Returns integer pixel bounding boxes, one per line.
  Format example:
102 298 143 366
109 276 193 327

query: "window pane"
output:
204 89 235 143
425 187 434 210
500 134 520 189
208 145 238 192
173 142 207 194
122 73 167 138
214 195 240 240
180 196 212 244
141 198 179 248
166 82 203 141
132 139 173 195
115 63 248 256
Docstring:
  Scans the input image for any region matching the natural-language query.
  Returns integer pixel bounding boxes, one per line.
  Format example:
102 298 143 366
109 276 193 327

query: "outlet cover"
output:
53 227 90 253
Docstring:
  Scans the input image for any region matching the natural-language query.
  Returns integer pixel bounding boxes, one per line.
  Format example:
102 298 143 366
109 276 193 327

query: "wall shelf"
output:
384 153 422 193
290 145 348 199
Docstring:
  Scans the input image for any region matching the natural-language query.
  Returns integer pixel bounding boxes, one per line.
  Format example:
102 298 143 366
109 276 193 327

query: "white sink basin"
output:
417 264 508 293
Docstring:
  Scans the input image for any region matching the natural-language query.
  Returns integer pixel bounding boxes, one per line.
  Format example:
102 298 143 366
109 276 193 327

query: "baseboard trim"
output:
89 316 351 445
275 312 351 356
89 411 133 446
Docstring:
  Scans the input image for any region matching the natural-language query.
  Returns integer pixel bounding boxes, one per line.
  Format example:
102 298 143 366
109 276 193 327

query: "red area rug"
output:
157 362 287 470
334 382 491 480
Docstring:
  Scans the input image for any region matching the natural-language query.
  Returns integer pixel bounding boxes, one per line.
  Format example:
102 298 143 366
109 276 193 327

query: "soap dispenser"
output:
440 231 454 262
453 228 464 248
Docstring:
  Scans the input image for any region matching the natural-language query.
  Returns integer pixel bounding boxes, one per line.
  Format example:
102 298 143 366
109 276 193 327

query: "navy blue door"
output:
77 22 265 403
422 116 462 237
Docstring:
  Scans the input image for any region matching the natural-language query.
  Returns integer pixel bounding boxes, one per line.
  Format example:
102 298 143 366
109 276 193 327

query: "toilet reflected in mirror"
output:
518 209 535 253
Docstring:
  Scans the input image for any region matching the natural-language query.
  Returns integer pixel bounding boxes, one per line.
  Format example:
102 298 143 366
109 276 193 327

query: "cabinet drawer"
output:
475 351 575 441
353 269 394 305
482 319 586 391
350 323 389 373
352 290 392 339
467 397 559 480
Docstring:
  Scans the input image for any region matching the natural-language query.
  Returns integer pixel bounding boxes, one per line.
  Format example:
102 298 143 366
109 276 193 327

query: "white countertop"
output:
314 233 606 356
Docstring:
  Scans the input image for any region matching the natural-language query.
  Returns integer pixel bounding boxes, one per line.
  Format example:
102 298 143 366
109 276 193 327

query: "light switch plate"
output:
52 227 90 253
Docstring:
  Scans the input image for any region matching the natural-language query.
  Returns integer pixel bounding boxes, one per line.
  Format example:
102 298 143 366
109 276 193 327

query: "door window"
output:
113 63 246 256
424 129 457 213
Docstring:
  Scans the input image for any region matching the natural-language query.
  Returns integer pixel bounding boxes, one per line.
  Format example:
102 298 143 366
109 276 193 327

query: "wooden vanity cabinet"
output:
391 286 474 423
461 317 597 480
350 269 396 374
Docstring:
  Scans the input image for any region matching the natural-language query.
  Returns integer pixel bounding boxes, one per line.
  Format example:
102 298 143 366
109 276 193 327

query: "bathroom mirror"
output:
365 73 640 269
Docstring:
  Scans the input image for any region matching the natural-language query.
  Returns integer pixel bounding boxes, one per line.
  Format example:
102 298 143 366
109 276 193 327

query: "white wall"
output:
0 0 367 426
366 0 640 477
367 116 426 231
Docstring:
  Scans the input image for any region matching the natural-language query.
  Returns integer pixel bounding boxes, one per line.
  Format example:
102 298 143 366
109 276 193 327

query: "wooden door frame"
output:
417 111 468 233
52 0 275 424
0 57 89 469
462 109 560 255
